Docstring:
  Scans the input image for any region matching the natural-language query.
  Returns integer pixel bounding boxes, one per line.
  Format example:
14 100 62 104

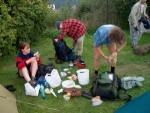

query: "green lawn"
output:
0 31 150 113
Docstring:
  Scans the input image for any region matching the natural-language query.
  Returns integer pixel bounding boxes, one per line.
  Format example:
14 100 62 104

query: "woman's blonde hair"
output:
109 27 126 45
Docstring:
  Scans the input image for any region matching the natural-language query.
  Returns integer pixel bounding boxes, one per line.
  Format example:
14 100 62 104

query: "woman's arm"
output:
97 46 109 61
116 41 127 52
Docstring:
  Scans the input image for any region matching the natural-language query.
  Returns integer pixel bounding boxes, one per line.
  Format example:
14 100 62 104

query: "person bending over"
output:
92 24 126 106
55 19 86 61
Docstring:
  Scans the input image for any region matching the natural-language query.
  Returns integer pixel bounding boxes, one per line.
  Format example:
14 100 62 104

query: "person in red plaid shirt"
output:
55 19 86 60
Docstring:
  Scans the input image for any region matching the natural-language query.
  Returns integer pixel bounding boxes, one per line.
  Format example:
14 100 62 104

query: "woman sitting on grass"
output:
16 42 42 87
92 24 126 106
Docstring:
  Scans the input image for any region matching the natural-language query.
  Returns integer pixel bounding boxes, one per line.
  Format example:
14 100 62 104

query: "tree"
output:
0 0 51 56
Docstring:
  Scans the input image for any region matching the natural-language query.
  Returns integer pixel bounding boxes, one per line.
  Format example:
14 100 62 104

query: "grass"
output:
0 31 150 113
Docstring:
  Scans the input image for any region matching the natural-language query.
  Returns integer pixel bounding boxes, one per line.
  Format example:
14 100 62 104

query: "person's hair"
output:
109 27 126 45
20 42 30 51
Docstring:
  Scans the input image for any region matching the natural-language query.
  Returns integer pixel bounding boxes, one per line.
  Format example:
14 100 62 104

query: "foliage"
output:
76 0 117 29
76 0 150 29
57 2 75 20
1 0 150 56
0 0 52 56
113 0 137 29
0 1 17 56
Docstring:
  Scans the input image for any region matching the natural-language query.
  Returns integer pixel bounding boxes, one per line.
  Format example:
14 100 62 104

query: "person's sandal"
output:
29 80 36 88
5 85 16 92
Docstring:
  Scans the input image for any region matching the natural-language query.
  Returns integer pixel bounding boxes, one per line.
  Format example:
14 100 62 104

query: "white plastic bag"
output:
45 69 61 88
24 83 40 96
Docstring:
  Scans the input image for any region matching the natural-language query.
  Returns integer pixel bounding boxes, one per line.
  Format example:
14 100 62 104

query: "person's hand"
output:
111 52 117 58
34 53 40 61
26 57 36 64
134 26 138 31
103 55 109 62
54 38 58 42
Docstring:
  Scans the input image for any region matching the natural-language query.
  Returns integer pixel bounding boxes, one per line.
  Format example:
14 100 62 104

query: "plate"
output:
62 80 75 88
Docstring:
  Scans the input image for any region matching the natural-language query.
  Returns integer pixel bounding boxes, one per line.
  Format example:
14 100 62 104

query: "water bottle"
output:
44 81 50 88
40 85 46 100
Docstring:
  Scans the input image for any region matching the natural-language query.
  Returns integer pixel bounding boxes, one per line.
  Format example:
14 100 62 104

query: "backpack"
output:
139 16 150 29
35 63 54 80
90 71 131 101
53 39 75 63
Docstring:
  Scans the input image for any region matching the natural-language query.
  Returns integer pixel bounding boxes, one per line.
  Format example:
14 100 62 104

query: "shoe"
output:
75 55 82 62
5 85 16 92
93 74 98 83
92 98 103 106
29 80 36 88
131 45 137 49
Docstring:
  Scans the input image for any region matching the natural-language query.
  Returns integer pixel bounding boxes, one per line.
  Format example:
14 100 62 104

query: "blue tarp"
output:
114 91 150 113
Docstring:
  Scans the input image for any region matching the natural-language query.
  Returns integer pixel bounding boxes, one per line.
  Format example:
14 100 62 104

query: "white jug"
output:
45 69 61 88
76 69 89 85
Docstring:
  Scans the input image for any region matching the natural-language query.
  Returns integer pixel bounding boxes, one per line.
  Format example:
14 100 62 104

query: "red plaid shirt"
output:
57 19 86 42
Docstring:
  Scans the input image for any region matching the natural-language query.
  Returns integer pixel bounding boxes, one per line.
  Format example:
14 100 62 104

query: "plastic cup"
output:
63 95 70 101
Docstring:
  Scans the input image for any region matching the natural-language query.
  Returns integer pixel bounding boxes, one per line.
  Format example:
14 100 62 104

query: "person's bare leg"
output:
93 47 102 79
19 67 31 82
94 47 101 70
108 43 117 72
30 58 38 80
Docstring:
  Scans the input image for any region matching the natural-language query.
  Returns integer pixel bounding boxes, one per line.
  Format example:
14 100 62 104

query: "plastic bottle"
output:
44 81 50 88
40 85 46 100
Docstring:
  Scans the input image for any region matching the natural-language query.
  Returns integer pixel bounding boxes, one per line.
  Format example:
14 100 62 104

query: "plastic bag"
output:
24 83 40 96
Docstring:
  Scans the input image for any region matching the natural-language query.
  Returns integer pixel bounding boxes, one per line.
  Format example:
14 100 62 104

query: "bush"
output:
76 0 150 30
114 0 136 29
57 2 75 20
0 0 53 56
14 0 51 46
0 2 17 56
76 0 117 30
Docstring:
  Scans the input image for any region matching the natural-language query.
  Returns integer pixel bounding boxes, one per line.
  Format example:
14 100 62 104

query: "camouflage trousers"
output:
74 35 85 56
129 20 142 48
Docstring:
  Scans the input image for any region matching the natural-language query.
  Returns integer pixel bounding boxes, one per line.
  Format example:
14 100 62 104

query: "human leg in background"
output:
108 43 117 73
19 67 31 82
94 47 102 79
137 23 143 44
129 21 142 48
74 35 85 60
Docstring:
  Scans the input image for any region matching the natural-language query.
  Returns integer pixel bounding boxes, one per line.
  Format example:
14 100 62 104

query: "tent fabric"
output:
114 91 150 113
0 84 18 113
